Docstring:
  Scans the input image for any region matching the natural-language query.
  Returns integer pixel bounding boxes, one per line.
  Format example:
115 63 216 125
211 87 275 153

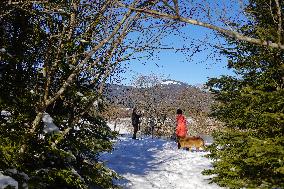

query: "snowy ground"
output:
0 118 222 189
100 122 223 189
0 172 18 189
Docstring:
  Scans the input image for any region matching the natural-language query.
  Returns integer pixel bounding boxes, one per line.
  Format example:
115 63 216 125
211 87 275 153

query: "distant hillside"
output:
104 79 214 114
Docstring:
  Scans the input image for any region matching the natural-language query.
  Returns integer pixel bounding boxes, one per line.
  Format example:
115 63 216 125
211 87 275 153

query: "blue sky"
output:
116 23 235 86
128 58 231 86
110 0 249 86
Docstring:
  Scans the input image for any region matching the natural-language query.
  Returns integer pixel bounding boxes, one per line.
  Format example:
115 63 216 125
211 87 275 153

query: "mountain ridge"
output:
105 79 213 113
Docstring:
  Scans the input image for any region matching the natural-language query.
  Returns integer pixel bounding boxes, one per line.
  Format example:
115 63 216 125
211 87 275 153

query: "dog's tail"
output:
200 137 206 151
201 138 205 146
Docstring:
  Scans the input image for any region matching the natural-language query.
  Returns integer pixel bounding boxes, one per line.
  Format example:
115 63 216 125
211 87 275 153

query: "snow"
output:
187 117 194 124
108 119 132 135
161 80 181 85
1 110 11 116
0 173 18 189
42 112 59 133
0 115 221 189
100 122 223 189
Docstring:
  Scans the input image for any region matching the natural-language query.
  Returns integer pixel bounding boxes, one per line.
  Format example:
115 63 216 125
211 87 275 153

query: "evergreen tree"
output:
0 1 121 188
1 0 167 187
204 0 284 188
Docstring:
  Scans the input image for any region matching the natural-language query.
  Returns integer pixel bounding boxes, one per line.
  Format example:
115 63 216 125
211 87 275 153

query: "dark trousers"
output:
132 125 138 139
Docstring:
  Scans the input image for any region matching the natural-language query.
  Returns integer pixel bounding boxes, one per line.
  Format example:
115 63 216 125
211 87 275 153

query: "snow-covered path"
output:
100 135 223 189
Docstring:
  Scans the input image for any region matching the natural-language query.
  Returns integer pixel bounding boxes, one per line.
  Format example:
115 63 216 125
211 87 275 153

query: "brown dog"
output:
179 136 205 151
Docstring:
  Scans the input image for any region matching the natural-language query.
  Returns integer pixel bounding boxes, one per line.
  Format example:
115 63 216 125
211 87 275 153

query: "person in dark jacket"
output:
132 107 141 139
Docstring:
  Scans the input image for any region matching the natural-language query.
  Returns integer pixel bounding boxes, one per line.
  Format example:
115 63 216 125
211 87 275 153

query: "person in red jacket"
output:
176 109 188 149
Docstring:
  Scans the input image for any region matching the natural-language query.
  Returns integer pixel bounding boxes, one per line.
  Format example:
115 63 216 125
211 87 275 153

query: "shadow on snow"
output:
100 134 175 185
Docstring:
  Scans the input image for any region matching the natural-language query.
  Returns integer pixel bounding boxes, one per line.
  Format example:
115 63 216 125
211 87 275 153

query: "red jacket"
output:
176 114 187 137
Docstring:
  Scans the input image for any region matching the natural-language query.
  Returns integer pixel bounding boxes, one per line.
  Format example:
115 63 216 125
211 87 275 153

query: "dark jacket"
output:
132 111 141 126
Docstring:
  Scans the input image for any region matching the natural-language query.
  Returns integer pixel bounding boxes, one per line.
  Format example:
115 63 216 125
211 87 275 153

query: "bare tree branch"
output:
173 0 180 17
30 0 140 134
274 0 282 45
269 0 278 24
54 12 142 145
117 1 284 50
